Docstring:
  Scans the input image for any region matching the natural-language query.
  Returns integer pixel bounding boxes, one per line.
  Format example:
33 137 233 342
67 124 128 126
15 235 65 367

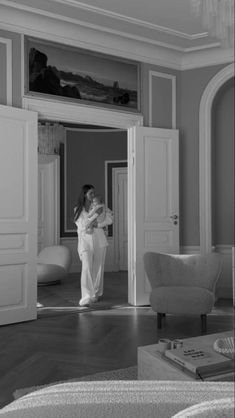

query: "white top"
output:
75 208 113 257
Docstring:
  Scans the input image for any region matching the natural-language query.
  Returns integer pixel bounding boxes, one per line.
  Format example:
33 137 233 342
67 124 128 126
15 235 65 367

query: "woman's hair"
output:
74 184 94 222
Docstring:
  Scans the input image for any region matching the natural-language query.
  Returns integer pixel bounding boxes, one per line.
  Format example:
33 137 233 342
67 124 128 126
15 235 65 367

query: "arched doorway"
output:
199 63 234 254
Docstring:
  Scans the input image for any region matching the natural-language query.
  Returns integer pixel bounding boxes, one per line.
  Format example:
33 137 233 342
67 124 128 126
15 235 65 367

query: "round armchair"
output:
37 245 72 285
143 252 223 333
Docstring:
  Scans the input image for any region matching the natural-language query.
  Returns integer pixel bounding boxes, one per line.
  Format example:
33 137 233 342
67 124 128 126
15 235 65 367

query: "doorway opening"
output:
23 95 144 306
37 120 128 309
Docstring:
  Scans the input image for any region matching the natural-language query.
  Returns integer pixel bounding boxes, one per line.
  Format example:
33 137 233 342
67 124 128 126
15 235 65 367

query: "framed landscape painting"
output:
25 37 140 112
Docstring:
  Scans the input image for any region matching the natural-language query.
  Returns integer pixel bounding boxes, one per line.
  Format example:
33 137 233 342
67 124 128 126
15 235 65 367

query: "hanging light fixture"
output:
191 0 234 46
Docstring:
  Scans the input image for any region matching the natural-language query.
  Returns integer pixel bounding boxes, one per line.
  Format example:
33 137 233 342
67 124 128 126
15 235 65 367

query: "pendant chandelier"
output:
191 0 234 46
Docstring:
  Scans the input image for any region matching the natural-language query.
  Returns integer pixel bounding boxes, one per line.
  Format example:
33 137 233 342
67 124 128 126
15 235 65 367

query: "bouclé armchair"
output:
37 245 72 285
143 252 223 333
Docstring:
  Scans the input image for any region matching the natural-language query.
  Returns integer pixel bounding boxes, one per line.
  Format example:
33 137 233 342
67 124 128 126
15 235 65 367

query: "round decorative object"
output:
213 336 235 360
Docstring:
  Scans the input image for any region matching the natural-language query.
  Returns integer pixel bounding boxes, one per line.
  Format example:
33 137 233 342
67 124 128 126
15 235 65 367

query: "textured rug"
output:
13 366 138 400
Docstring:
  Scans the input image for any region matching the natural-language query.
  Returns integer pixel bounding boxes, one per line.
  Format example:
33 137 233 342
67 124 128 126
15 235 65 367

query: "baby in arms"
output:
86 195 109 234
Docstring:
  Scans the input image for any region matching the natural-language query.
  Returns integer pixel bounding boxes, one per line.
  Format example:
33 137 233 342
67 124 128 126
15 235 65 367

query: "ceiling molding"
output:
0 2 233 70
184 42 221 52
0 0 222 49
49 0 209 41
0 5 183 70
181 48 234 70
0 1 187 52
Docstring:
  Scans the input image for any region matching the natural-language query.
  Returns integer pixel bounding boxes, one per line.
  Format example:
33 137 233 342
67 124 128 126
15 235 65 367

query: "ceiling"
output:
1 0 225 49
0 0 234 68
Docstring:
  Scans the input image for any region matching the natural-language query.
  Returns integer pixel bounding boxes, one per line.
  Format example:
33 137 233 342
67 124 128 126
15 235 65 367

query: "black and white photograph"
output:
26 37 140 111
0 0 234 416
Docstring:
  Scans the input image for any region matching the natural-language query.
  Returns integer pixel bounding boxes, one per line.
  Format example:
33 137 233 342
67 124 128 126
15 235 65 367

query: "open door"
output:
38 154 60 253
128 126 179 305
0 105 38 325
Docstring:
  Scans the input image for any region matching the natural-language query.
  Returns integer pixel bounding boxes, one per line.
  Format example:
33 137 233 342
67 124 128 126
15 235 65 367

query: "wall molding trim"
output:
148 70 176 128
180 246 200 254
199 63 234 254
215 245 234 255
22 96 144 128
0 36 12 105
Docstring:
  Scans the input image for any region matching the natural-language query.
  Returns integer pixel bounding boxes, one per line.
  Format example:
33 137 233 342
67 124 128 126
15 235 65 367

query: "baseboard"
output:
180 246 200 254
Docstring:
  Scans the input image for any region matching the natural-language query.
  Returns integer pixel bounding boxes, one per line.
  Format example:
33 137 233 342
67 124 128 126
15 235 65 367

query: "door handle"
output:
170 214 178 225
170 215 178 220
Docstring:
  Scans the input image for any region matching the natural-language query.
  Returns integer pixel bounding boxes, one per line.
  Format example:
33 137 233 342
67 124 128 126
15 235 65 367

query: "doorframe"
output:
22 96 143 303
199 63 234 254
113 166 128 270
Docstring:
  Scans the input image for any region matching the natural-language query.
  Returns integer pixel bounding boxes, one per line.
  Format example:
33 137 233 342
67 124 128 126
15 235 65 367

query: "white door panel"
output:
0 105 38 325
119 172 128 270
116 170 128 271
113 167 128 271
128 127 179 305
38 154 60 252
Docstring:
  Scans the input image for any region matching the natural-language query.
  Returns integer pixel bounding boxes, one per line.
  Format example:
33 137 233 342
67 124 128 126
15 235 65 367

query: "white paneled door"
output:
0 105 38 325
128 127 179 305
113 167 128 271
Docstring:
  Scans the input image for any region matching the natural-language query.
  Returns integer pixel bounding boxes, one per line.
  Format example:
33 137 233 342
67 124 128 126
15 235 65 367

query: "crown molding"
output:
0 1 186 52
181 48 234 70
49 0 209 41
0 0 222 49
0 2 233 70
0 5 183 69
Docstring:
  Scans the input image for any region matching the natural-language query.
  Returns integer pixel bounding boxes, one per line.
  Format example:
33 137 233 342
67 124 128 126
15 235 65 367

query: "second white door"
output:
128 126 179 305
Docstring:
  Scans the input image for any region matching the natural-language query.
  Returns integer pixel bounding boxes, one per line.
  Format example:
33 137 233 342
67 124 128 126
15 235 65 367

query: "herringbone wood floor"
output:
0 272 234 408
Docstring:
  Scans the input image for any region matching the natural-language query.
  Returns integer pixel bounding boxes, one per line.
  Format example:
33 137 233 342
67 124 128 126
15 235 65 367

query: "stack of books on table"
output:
164 344 234 380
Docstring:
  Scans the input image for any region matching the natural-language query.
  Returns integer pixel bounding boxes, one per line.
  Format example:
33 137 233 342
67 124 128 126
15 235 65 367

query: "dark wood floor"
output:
0 272 234 408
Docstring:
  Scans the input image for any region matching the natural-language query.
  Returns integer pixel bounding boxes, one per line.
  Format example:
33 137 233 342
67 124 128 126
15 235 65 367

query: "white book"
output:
165 345 234 377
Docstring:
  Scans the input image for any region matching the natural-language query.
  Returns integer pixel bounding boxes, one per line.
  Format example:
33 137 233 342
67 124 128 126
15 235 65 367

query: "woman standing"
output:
74 184 113 306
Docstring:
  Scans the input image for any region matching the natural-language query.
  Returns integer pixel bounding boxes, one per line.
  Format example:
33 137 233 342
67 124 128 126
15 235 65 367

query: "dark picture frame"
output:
25 36 140 112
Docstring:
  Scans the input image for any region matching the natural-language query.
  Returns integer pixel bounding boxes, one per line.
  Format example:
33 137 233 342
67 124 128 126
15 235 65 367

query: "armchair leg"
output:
200 314 207 333
157 313 164 329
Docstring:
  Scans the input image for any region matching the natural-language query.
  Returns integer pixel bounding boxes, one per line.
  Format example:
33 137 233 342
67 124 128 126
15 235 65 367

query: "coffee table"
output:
138 331 234 381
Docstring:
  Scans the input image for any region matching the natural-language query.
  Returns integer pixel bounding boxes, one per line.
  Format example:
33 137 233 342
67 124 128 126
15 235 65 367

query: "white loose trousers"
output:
75 208 113 305
79 235 107 305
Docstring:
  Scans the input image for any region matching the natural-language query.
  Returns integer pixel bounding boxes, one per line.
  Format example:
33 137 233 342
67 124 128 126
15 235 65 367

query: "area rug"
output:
13 366 138 400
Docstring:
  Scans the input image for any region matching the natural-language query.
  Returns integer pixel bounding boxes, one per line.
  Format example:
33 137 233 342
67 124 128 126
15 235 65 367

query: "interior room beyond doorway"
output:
37 121 128 308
